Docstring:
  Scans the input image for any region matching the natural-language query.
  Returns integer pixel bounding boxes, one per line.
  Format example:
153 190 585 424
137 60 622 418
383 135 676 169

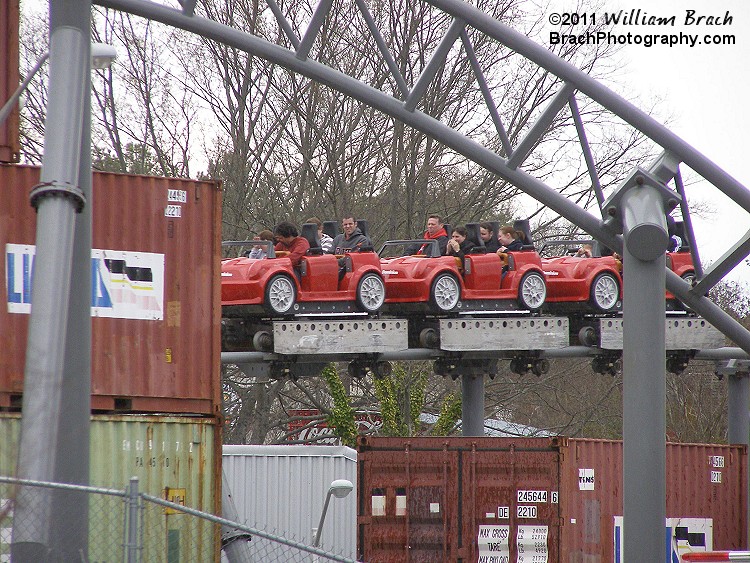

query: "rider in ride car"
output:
305 216 333 253
273 221 310 267
248 229 274 259
575 244 593 258
497 226 524 254
406 214 449 255
328 214 372 254
445 225 474 259
479 222 500 253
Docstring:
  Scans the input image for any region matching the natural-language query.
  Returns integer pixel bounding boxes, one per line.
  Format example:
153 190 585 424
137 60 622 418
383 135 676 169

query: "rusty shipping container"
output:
1 0 20 162
0 413 222 561
357 436 747 563
0 164 222 414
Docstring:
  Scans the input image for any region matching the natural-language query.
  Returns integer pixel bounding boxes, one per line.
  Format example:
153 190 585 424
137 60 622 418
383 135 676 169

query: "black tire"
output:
263 274 296 315
518 271 546 312
430 272 461 313
356 272 386 313
590 272 620 312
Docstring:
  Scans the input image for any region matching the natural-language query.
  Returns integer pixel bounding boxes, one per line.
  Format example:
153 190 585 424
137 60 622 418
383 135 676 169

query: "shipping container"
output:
357 436 747 563
0 0 20 163
0 413 222 561
1 164 222 414
223 444 357 559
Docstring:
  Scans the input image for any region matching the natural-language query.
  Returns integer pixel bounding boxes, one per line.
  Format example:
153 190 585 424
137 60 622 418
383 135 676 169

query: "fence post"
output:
126 476 140 563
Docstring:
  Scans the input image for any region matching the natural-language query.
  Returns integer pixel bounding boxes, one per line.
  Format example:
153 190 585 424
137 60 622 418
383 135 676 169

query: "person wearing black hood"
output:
328 214 372 254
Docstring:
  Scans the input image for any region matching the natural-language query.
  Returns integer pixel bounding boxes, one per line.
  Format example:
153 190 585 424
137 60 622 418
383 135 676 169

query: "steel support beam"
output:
608 174 672 563
12 9 89 560
461 374 484 436
50 0 93 556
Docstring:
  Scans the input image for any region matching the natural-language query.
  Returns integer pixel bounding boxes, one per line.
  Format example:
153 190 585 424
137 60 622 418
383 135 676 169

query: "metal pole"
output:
619 182 669 563
49 1 93 559
461 373 484 436
11 10 88 560
727 372 750 546
127 477 140 563
313 489 334 547
222 470 253 562
728 372 750 445
0 53 49 126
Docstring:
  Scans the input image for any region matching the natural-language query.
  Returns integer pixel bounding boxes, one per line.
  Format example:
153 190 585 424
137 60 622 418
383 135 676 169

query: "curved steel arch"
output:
98 0 750 353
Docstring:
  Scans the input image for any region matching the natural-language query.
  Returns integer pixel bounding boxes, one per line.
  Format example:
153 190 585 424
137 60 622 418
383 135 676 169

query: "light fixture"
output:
312 479 353 548
90 42 118 70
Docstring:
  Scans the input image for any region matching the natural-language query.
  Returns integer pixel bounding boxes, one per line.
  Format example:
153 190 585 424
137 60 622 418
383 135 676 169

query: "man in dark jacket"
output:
328 215 372 254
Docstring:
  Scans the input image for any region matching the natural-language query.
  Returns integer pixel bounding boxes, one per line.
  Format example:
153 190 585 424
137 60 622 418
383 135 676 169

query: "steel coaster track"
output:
96 0 750 354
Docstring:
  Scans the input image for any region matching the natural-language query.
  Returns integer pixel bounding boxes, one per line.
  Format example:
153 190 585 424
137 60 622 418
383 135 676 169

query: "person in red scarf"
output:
406 214 449 255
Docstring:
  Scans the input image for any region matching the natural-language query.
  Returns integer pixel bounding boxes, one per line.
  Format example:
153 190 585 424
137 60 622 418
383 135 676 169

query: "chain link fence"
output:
0 476 359 562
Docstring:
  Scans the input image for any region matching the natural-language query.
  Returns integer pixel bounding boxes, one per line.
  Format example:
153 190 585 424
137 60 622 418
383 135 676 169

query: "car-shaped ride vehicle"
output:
378 235 547 315
539 236 696 314
221 225 386 319
539 240 624 314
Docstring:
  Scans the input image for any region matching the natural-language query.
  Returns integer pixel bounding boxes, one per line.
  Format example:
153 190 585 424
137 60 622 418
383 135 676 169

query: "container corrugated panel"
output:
560 438 747 561
0 164 222 414
0 0 20 163
0 413 222 561
357 436 562 562
222 444 357 559
358 437 748 563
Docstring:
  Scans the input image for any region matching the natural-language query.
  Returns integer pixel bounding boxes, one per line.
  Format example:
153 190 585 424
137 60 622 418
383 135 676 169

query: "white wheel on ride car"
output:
681 271 696 286
264 275 296 315
590 272 620 312
357 273 386 313
518 271 546 312
430 273 460 313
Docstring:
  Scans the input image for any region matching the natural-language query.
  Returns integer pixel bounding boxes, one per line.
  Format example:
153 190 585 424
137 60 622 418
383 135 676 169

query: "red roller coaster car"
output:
542 250 624 313
378 239 547 314
221 237 386 317
540 239 696 313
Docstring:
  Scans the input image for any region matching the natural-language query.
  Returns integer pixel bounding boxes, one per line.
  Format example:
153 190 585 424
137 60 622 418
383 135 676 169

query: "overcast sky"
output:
573 0 750 280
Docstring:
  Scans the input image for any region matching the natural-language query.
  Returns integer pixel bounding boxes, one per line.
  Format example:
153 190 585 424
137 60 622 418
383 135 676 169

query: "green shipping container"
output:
0 413 221 562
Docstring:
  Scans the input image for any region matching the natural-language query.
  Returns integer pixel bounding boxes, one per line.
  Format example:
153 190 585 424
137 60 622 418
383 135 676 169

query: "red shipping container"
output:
0 0 20 163
357 436 747 562
1 164 222 414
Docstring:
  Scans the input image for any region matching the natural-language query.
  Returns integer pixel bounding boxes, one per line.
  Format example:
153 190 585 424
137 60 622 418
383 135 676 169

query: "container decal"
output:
498 506 510 519
517 505 537 519
371 490 385 516
477 524 510 563
517 490 548 503
613 517 713 563
6 244 164 320
517 525 548 563
578 468 595 490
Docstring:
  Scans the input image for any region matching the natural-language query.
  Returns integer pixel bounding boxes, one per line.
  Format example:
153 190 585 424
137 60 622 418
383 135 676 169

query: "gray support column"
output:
461 374 484 437
11 4 88 560
727 372 749 445
617 180 671 563
50 0 93 555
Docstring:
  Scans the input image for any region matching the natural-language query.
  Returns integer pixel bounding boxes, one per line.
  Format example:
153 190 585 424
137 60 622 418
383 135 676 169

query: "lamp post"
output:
0 42 116 126
312 479 354 548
